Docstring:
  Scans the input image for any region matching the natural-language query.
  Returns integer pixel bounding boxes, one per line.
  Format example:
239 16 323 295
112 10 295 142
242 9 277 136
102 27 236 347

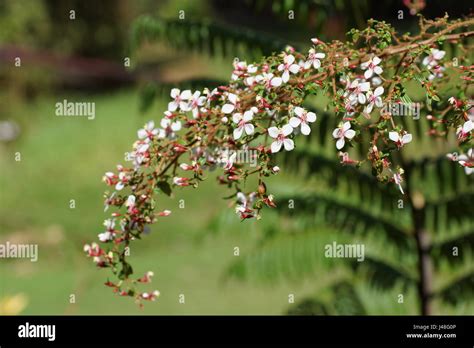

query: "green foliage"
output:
437 271 474 306
228 110 473 313
131 16 288 61
225 227 340 283
129 5 474 315
287 281 366 315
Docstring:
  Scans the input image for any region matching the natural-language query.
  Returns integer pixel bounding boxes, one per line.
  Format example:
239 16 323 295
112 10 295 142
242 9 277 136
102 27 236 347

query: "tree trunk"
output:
401 154 433 315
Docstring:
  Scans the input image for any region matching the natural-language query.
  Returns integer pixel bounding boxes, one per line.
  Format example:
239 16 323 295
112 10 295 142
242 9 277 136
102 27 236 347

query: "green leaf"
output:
157 181 172 196
118 262 133 280
436 271 474 305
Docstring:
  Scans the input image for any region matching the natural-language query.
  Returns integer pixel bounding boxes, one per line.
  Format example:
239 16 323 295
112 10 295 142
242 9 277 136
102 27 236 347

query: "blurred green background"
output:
0 0 473 315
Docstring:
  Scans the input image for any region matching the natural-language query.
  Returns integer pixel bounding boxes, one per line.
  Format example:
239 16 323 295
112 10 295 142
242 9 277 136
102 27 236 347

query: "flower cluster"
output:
85 16 474 304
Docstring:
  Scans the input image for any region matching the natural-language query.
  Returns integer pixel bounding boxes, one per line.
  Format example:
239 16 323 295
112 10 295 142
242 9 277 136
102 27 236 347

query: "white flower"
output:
277 54 300 83
364 86 384 114
104 192 116 212
389 131 412 149
456 120 473 141
348 80 371 105
332 122 356 150
304 49 325 69
168 88 192 112
137 121 159 142
232 110 255 140
222 93 239 114
158 118 181 139
268 124 294 153
448 97 457 106
446 152 458 161
256 73 282 89
458 148 474 175
189 91 206 118
361 56 383 79
98 231 113 242
125 195 136 208
235 192 257 218
289 107 317 135
221 151 237 170
131 142 150 168
422 48 446 69
371 76 382 86
173 177 190 186
393 170 405 194
98 219 115 242
103 218 115 230
428 66 445 81
115 171 129 191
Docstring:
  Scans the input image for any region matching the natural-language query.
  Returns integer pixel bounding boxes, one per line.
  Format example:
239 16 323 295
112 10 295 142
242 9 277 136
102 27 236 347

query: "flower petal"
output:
283 138 295 151
306 112 317 123
137 129 147 139
345 129 355 139
294 107 304 117
402 133 412 144
285 54 295 65
268 127 279 138
289 64 300 74
222 104 235 114
271 77 282 87
289 117 301 128
232 113 242 124
364 69 373 79
233 127 243 140
359 82 371 92
171 121 181 132
244 123 254 135
243 111 253 122
171 88 180 98
336 137 345 150
301 123 311 135
374 86 384 97
168 102 178 112
228 93 238 105
282 124 293 136
271 140 283 153
180 90 192 100
389 131 399 142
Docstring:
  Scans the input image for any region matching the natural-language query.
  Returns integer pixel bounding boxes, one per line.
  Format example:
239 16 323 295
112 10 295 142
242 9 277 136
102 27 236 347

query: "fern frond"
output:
224 229 344 283
432 227 474 265
351 255 417 291
131 16 288 60
286 280 367 315
279 148 402 206
436 271 474 305
276 193 412 250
